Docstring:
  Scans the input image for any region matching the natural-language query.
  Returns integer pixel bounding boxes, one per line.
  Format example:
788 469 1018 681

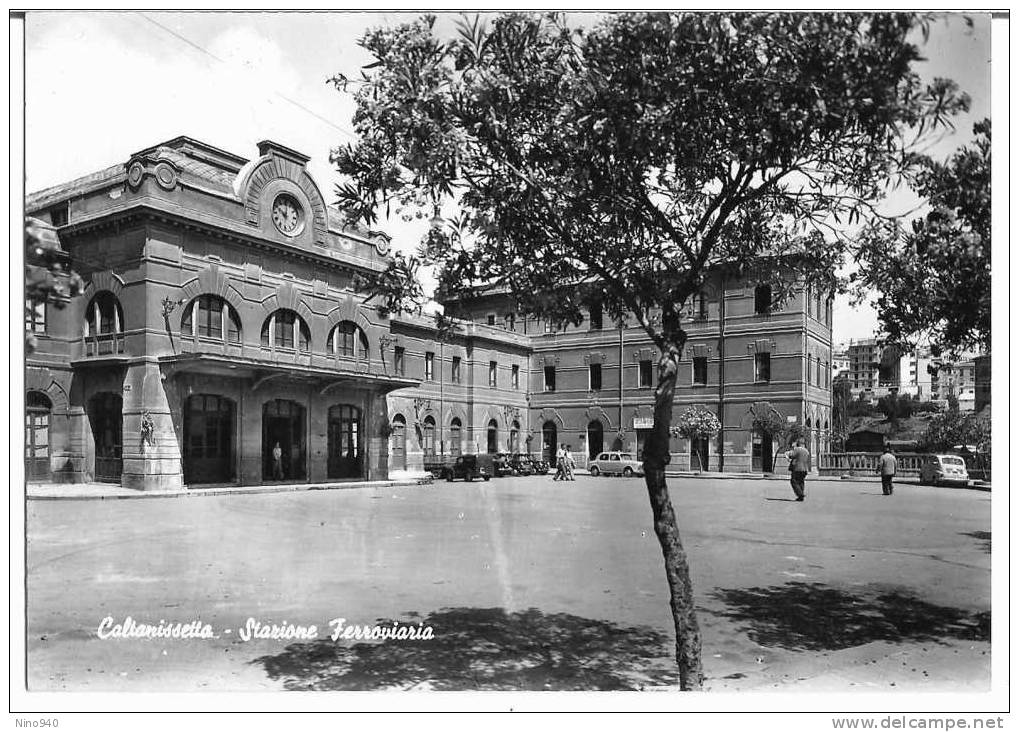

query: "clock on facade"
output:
271 194 303 236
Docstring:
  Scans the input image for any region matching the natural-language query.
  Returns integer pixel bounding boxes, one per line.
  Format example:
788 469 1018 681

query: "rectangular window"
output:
487 314 496 326
489 361 498 388
511 364 519 390
25 298 46 334
589 302 602 330
695 293 708 320
275 311 295 348
589 363 602 391
394 346 405 376
544 365 556 392
198 297 223 339
49 204 68 227
451 356 462 384
754 285 772 315
693 356 708 386
755 352 771 382
544 319 556 334
639 359 653 388
505 313 516 331
425 351 435 381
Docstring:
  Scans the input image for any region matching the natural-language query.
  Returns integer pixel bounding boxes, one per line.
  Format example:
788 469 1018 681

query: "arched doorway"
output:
328 404 363 479
88 392 123 483
183 394 235 484
509 421 520 453
542 421 557 463
587 420 604 459
752 430 774 473
423 416 436 457
390 414 407 470
487 419 499 454
263 399 306 481
26 391 52 481
450 418 462 457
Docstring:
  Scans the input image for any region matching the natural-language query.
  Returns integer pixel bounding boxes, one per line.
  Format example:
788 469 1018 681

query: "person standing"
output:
272 441 285 480
878 446 897 495
785 438 811 502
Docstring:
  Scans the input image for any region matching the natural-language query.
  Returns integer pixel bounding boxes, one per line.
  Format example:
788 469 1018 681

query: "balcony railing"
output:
83 333 124 357
818 452 924 476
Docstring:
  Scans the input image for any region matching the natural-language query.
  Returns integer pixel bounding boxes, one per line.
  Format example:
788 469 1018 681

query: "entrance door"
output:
328 404 363 479
390 415 406 471
89 392 122 483
542 421 557 462
487 419 498 454
263 399 306 481
587 421 604 460
752 431 774 473
25 391 52 481
184 394 235 484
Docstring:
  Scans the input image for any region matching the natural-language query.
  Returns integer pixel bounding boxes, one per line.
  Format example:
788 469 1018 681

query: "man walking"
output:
272 441 285 480
553 443 566 481
564 444 576 481
785 438 811 502
879 446 897 495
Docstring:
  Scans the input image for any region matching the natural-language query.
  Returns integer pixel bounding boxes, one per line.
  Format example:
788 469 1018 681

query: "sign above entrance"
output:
633 417 654 429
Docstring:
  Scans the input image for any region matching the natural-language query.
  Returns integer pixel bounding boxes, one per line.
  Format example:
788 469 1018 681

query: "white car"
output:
587 452 644 477
918 454 970 486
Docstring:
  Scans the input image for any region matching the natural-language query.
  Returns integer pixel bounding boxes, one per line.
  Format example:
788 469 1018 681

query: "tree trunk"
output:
644 336 703 690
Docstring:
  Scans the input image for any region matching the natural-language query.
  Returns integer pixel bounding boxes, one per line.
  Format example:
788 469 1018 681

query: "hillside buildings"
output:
24 136 833 489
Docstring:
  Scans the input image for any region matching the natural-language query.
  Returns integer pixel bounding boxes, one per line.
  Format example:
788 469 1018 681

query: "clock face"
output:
272 195 302 235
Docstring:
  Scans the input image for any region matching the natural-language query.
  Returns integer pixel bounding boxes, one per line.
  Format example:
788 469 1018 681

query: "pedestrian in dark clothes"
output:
785 438 811 501
879 446 897 495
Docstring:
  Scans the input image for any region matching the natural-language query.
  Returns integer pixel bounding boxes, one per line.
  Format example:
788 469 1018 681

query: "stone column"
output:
367 391 389 480
120 359 184 491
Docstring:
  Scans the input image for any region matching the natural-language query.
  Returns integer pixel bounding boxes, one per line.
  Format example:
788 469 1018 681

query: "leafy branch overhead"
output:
332 12 968 350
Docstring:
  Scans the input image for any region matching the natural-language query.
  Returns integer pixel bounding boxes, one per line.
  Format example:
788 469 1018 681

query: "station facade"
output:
25 136 831 490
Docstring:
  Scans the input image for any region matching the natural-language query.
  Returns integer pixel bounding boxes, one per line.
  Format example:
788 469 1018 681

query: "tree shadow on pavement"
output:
250 607 680 690
711 582 990 652
960 531 991 554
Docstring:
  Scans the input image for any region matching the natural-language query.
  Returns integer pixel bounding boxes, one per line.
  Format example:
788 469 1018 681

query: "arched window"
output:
487 419 499 454
450 418 462 457
85 291 124 337
423 415 436 457
509 420 520 453
181 295 241 343
327 320 369 359
261 309 310 352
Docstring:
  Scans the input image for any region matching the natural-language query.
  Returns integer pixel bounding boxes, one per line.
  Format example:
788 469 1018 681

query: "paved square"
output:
26 475 991 691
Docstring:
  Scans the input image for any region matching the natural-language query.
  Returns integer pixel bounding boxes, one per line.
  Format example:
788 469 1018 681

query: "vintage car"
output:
918 454 970 486
587 451 645 477
492 453 514 477
507 453 534 476
442 454 494 482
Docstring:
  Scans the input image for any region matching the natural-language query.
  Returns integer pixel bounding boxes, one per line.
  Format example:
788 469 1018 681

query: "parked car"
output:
918 454 970 486
588 451 644 477
442 454 493 482
492 453 514 477
507 453 534 476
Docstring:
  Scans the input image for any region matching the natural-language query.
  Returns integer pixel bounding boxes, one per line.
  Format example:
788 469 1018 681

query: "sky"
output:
22 11 992 345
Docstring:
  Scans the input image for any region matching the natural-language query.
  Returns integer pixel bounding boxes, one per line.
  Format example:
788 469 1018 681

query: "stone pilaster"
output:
120 359 184 491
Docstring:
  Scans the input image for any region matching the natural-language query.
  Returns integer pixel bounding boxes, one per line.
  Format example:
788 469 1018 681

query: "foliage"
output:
853 119 990 355
748 402 786 437
332 12 966 347
919 408 990 452
25 217 83 354
848 393 876 418
877 392 916 423
784 422 809 446
831 376 851 448
672 407 721 441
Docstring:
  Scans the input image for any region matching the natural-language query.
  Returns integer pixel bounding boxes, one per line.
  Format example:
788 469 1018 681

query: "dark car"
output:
442 454 493 482
492 453 514 477
507 453 534 476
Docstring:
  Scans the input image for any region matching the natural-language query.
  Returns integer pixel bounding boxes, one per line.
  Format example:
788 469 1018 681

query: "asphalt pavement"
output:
25 473 991 691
